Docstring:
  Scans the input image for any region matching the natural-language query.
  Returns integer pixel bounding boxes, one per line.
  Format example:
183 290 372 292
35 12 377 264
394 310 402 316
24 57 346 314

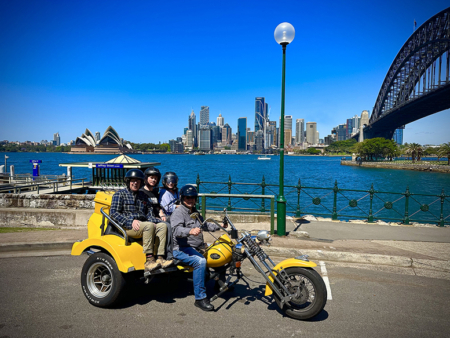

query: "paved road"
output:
299 220 450 242
0 255 449 338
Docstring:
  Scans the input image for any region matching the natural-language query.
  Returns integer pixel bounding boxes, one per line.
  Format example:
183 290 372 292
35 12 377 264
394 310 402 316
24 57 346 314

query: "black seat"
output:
103 220 141 244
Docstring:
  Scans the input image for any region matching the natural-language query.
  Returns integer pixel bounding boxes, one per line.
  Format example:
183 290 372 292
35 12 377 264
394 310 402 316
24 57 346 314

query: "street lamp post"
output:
274 22 295 236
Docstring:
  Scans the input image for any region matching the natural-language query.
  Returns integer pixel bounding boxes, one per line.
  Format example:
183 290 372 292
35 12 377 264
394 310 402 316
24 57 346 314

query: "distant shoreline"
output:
341 160 450 173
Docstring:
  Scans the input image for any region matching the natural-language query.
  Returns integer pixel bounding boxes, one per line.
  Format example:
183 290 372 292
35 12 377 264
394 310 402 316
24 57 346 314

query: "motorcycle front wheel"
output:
273 267 327 320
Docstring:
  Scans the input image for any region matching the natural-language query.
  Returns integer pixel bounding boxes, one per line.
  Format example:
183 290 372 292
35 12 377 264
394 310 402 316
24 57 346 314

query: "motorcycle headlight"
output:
256 230 271 242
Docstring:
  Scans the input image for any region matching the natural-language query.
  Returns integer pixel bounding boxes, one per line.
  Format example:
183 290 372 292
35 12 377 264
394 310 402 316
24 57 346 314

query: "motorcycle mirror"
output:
256 230 270 242
190 212 200 220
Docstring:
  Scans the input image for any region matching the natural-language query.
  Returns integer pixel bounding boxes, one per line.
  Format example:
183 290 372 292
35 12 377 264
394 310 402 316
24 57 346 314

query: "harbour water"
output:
2 152 449 195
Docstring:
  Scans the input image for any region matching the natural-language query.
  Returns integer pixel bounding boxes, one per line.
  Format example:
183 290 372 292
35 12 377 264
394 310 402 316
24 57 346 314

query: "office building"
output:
53 132 60 146
199 126 212 151
306 122 317 144
222 124 232 145
247 130 255 144
255 130 264 151
295 119 304 144
333 124 347 141
285 129 292 146
186 130 194 148
95 131 100 142
211 125 221 146
254 97 266 133
393 126 404 145
217 113 224 127
169 139 184 153
188 110 197 146
200 106 210 126
237 118 247 151
285 115 293 132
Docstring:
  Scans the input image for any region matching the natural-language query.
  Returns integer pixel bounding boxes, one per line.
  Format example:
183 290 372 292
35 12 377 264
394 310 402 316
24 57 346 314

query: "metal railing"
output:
195 175 450 227
0 178 87 194
198 193 276 234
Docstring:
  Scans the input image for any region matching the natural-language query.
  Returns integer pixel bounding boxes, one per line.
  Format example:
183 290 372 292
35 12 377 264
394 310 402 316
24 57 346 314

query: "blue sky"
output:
0 0 449 145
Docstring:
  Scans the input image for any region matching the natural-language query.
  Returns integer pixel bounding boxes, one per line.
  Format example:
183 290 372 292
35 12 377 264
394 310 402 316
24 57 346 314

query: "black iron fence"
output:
195 175 449 227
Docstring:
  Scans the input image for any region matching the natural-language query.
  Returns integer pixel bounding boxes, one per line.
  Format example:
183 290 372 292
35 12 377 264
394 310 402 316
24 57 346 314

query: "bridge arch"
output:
370 7 450 126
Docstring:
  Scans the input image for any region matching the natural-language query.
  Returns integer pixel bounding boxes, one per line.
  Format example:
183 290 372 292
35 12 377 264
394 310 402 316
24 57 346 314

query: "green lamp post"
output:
274 22 295 236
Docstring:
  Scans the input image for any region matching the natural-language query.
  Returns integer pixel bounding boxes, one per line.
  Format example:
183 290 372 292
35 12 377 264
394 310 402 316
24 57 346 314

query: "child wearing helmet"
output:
159 172 180 219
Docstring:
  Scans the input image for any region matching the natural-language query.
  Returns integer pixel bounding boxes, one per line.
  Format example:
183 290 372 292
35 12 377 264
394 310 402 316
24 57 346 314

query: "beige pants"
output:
126 221 168 256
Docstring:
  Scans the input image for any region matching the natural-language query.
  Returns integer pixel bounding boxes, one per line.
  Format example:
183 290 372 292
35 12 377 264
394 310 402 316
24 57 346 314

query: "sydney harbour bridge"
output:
354 7 450 141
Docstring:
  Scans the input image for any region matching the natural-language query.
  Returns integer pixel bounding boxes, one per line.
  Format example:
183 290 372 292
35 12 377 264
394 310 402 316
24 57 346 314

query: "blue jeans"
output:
173 247 207 300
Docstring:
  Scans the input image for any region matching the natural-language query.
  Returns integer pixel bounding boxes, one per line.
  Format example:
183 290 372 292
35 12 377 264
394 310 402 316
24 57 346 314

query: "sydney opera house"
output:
71 126 134 154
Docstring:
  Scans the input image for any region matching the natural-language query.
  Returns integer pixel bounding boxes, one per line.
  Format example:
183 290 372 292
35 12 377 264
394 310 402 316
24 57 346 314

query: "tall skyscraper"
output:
237 117 247 151
95 131 100 142
200 106 210 126
295 119 304 144
186 130 194 148
285 115 293 132
254 97 266 133
268 121 277 147
199 126 212 151
188 110 197 146
211 125 221 146
306 122 317 144
217 113 224 127
53 132 60 146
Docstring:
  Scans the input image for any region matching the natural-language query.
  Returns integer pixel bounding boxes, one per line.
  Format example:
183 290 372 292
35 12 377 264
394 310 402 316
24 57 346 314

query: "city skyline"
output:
1 1 449 145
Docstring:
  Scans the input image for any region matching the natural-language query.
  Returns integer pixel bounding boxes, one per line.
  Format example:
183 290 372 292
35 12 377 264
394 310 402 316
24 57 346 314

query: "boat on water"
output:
257 155 271 160
194 152 206 155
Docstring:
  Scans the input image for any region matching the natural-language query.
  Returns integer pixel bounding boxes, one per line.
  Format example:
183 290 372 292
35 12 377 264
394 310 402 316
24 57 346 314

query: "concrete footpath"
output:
1 219 449 275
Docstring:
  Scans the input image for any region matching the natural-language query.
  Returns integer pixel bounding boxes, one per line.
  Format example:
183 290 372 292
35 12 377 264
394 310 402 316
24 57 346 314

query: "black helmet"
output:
162 172 179 189
124 169 145 189
144 166 161 185
180 185 198 200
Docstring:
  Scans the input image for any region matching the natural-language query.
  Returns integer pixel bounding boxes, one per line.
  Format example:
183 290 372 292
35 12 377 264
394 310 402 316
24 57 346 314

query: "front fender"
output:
71 235 145 273
264 258 317 296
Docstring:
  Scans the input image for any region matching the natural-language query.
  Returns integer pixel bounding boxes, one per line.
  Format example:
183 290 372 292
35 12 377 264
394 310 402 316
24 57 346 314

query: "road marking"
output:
319 261 333 300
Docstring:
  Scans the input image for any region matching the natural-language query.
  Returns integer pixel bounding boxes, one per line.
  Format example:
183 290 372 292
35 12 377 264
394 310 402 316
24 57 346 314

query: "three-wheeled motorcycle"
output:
72 191 327 320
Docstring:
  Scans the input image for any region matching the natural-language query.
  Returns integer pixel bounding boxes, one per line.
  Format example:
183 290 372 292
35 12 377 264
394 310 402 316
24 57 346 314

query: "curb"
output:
0 241 74 253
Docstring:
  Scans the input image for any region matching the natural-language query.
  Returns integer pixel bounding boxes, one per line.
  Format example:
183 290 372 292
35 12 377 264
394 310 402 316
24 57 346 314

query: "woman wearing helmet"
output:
159 172 180 219
110 169 173 271
170 185 227 312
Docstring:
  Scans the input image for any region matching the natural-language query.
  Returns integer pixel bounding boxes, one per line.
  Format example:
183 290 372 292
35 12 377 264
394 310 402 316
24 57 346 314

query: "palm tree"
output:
405 143 423 163
437 142 450 165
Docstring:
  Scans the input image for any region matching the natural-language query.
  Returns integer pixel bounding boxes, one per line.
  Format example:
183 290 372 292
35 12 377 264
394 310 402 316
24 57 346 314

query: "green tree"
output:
437 142 450 165
405 143 423 163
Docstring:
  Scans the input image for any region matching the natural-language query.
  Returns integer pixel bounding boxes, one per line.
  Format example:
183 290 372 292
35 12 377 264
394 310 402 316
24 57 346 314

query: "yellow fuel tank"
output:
205 234 234 268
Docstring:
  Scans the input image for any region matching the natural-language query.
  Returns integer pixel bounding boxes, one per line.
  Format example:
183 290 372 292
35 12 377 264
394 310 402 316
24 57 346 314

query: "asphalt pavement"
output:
0 255 449 338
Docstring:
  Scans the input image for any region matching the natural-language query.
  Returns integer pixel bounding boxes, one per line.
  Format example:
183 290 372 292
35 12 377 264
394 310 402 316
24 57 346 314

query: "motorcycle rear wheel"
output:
273 267 327 320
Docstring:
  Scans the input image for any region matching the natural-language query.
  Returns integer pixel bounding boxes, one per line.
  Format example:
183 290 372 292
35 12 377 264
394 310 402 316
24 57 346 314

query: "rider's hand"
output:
189 227 201 236
132 220 140 231
222 222 228 229
161 215 167 222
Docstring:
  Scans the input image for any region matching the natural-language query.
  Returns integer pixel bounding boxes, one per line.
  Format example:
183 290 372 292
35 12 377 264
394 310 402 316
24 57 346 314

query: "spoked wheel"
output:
81 252 125 307
273 267 327 320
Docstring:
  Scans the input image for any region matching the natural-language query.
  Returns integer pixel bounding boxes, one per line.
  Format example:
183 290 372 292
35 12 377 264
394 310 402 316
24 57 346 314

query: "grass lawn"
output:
0 227 58 233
